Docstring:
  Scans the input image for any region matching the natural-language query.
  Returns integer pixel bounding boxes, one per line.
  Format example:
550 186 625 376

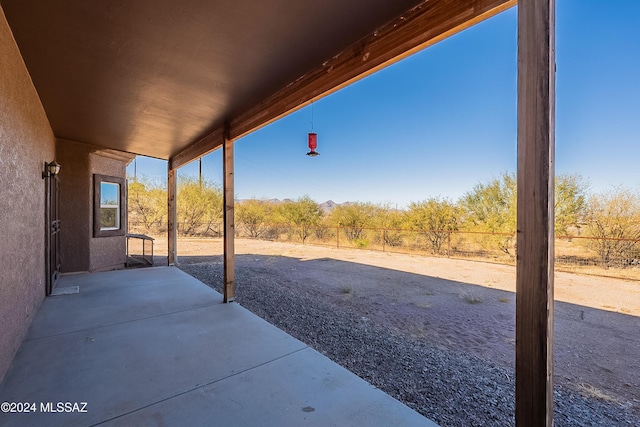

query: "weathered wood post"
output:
223 125 235 303
167 166 177 266
516 0 556 425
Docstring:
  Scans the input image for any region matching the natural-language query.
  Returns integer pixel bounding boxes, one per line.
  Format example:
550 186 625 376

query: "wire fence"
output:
129 221 640 281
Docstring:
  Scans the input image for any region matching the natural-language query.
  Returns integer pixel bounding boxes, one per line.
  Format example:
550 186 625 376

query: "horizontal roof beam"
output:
170 0 516 169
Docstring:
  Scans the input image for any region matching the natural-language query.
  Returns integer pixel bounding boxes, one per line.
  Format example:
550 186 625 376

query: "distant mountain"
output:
236 198 288 204
236 198 347 213
319 200 337 213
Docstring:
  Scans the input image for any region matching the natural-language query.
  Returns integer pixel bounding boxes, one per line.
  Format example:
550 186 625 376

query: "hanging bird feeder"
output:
306 101 319 157
307 132 319 157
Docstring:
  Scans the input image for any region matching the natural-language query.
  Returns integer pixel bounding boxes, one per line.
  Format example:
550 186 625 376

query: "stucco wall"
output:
57 141 132 273
0 7 56 381
57 139 92 272
89 152 129 272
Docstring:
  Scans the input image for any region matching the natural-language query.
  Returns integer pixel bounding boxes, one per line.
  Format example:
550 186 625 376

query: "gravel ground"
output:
179 258 638 427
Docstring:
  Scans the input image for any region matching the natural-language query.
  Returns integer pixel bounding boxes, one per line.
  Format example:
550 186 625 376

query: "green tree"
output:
555 174 589 234
583 187 640 268
279 196 323 243
460 172 516 254
236 199 274 238
177 176 223 236
461 172 588 236
128 177 167 231
328 202 377 245
373 204 406 247
406 197 459 254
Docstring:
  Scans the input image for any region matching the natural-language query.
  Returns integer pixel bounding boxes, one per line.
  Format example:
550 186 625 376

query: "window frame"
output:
93 174 126 237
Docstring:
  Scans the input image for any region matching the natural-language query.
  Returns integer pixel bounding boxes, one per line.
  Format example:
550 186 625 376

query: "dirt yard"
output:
155 237 640 414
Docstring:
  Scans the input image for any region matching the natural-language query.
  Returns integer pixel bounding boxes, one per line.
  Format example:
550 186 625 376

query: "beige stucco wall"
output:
0 7 56 381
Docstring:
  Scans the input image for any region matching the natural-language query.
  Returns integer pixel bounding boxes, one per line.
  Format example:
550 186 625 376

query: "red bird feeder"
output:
307 132 319 157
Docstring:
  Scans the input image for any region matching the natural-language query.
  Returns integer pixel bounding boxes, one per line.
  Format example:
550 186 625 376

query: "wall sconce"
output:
42 161 61 178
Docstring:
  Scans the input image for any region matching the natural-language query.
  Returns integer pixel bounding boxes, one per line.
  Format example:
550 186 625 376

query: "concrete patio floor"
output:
0 267 437 426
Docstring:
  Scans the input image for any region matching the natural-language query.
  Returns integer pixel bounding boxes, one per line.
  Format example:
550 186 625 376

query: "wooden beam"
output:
230 0 516 141
170 128 223 171
516 0 555 425
167 166 178 266
169 0 516 169
223 127 235 303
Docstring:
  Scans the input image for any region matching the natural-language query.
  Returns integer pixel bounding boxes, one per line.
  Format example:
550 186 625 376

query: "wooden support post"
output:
223 127 235 303
167 166 177 266
516 0 555 426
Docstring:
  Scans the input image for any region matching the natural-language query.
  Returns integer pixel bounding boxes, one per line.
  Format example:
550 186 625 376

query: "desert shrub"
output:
583 187 640 268
351 237 370 249
176 176 223 236
328 202 377 242
406 197 459 255
278 196 324 243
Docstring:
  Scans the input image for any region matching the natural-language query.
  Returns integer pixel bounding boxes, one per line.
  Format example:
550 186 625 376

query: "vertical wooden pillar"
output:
223 127 235 302
167 166 178 266
516 0 555 426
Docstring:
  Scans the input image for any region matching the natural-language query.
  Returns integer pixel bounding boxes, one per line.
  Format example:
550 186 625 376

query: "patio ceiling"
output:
2 0 514 167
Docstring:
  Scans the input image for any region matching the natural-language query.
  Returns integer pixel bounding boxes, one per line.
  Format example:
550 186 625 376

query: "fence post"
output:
383 229 386 252
448 231 451 258
336 227 339 249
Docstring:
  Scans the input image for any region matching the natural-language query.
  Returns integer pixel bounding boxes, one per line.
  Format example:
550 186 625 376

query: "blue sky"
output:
128 1 640 208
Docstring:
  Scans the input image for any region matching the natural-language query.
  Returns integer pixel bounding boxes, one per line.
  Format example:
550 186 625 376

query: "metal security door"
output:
46 175 61 295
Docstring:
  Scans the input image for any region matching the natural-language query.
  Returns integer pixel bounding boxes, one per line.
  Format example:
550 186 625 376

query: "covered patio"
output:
1 0 556 425
0 267 434 426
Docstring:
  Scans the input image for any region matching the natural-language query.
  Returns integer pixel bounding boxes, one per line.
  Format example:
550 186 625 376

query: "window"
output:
94 174 126 237
100 182 120 230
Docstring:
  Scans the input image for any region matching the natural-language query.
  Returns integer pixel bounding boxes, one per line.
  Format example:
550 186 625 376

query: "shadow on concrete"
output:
0 266 436 427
